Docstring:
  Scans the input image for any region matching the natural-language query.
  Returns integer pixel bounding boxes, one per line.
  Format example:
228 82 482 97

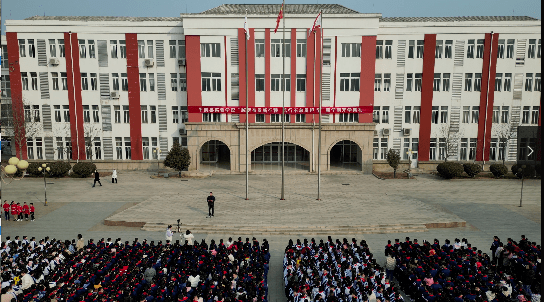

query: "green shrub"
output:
490 164 508 178
72 162 97 178
437 162 464 179
48 161 71 178
463 163 482 178
27 162 45 177
511 164 536 179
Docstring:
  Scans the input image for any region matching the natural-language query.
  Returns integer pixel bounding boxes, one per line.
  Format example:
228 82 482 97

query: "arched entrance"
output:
200 140 231 171
330 140 362 171
251 142 310 171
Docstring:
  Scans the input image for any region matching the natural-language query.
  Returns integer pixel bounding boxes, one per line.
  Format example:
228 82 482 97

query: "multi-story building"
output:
2 4 541 173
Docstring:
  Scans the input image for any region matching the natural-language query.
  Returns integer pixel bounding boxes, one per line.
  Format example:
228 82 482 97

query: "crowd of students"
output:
3 200 35 222
283 237 404 301
385 236 541 302
0 235 270 301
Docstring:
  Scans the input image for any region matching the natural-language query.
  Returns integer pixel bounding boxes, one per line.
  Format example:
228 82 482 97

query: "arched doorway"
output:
330 140 362 171
200 140 231 171
251 142 310 171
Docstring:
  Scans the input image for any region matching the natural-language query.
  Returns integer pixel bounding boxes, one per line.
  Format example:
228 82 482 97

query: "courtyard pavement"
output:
1 171 541 302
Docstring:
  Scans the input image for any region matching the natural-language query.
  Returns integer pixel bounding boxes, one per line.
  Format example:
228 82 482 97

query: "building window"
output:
431 106 439 124
138 40 145 58
181 109 188 123
525 73 533 91
474 73 482 92
374 74 382 92
179 73 187 92
56 137 64 160
435 40 443 59
93 138 102 160
112 73 120 91
467 39 475 59
439 138 447 160
49 39 56 57
403 138 419 160
385 40 393 59
528 39 536 59
296 114 306 123
441 106 448 124
140 73 147 92
28 40 36 58
81 73 89 91
373 138 379 160
460 138 468 161
472 106 480 124
501 106 509 124
148 73 155 91
256 74 265 92
150 106 157 123
476 39 485 58
21 72 29 91
115 138 123 159
271 39 290 58
1 75 10 98
381 106 390 124
416 40 424 58
504 73 512 91
35 139 43 159
465 73 473 91
170 73 178 91
172 106 179 123
79 39 86 58
63 105 70 122
151 138 158 159
493 106 500 123
255 39 265 58
1 46 7 68
522 106 530 124
121 73 128 91
120 40 127 59
255 114 265 123
406 73 413 91
373 106 380 124
57 39 65 57
490 138 498 161
92 105 99 123
462 106 470 123
497 39 505 59
535 73 541 92
201 43 221 58
443 73 451 91
202 73 222 92
469 138 477 161
383 74 391 92
203 113 221 122
83 105 90 123
124 137 131 159
60 72 68 90
407 40 415 58
429 138 437 160
296 74 306 92
380 138 388 160
110 40 118 58
123 106 130 123
88 40 95 59
376 40 383 59
24 105 32 122
495 73 503 92
415 73 422 92
27 138 34 159
142 137 150 160
91 73 98 91
404 106 412 124
531 106 540 125
19 39 26 57
506 39 515 59
51 72 59 90
433 73 441 92
54 105 61 122
169 40 177 58
271 74 290 92
297 39 307 57
148 40 154 58
339 113 358 123
409 106 420 124
445 40 453 59
340 73 360 92
141 106 148 124
114 105 121 123
341 43 361 58
29 72 38 91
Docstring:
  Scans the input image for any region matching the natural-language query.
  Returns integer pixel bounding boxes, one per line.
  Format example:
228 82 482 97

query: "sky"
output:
2 0 541 33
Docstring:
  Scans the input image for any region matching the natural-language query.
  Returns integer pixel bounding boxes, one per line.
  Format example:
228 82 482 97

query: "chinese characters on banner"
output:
188 106 373 114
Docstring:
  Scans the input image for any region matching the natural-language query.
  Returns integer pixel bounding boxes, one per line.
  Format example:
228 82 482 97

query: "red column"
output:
333 36 338 123
306 29 315 123
417 34 437 162
290 28 297 123
125 33 143 160
224 36 228 122
65 32 86 160
247 29 256 124
265 29 271 123
476 33 493 161
359 36 377 123
314 27 322 114
483 33 500 161
238 29 247 123
6 33 27 160
186 36 202 123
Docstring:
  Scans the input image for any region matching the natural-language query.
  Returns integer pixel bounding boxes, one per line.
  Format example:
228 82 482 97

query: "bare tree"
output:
493 123 516 165
5 98 42 159
438 124 463 162
84 124 101 163
52 124 72 163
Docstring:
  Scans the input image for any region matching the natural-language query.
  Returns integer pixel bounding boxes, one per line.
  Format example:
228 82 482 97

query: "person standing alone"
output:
207 192 215 217
92 170 102 187
112 169 118 183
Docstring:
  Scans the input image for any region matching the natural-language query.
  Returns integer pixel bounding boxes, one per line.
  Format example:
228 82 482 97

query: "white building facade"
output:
2 4 541 173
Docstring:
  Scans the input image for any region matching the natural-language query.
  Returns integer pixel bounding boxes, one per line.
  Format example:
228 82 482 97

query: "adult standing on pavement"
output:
112 169 118 184
207 192 216 217
165 225 175 242
183 230 194 245
76 234 85 251
2 200 10 221
92 170 102 187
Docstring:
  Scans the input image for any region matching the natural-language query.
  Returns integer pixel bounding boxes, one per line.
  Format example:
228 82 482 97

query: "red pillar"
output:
359 36 377 123
247 28 256 123
238 29 247 123
483 33 500 161
265 29 271 123
476 33 493 162
306 29 315 123
125 33 143 160
6 32 27 160
290 28 297 123
417 34 437 162
186 36 202 123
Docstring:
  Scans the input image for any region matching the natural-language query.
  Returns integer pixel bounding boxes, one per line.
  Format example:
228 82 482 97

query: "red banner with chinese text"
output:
188 106 373 115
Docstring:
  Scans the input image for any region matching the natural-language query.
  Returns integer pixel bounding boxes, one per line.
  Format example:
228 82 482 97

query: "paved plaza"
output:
1 171 541 301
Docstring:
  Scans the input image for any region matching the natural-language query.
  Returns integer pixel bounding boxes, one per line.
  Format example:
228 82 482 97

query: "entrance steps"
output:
141 222 428 235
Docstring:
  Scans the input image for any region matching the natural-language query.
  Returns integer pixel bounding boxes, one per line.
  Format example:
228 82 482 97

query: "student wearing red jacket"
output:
2 200 10 220
16 202 23 221
23 202 30 221
30 203 35 221
10 202 18 221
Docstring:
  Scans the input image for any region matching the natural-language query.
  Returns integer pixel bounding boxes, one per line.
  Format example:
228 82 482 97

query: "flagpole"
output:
317 10 323 201
281 0 286 201
245 10 250 201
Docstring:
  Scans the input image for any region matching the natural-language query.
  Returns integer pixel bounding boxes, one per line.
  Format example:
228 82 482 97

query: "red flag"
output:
309 12 322 37
274 4 284 34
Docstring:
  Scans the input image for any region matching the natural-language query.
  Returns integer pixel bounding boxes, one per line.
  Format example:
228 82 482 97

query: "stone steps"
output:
141 222 428 235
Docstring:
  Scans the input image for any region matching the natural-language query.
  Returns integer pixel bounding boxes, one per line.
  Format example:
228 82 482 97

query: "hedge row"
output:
24 162 96 178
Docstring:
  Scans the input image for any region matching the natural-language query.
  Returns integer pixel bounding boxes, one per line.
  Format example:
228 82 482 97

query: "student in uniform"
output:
3 200 10 221
29 203 35 221
22 202 30 221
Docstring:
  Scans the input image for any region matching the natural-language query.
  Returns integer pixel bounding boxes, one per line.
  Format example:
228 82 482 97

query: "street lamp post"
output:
518 165 526 207
37 164 51 206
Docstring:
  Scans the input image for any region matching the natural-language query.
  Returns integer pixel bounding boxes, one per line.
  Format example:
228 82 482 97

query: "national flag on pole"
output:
309 12 322 37
274 3 284 34
244 16 250 40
